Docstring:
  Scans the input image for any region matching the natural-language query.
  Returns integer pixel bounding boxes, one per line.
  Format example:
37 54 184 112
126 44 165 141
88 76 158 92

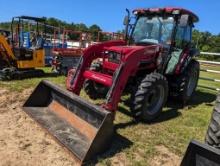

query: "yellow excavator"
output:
0 16 46 80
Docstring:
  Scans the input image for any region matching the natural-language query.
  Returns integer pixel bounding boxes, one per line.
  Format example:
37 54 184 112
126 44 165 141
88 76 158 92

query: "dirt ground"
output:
0 87 181 166
149 145 181 166
0 88 76 166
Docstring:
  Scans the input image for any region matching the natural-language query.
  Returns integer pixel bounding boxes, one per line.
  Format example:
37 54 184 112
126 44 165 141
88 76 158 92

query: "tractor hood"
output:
105 44 161 58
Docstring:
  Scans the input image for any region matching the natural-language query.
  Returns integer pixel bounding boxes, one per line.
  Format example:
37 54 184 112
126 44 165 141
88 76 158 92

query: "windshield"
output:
132 16 174 45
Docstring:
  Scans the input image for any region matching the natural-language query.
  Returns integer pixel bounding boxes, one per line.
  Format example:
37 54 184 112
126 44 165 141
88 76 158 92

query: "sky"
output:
0 0 219 35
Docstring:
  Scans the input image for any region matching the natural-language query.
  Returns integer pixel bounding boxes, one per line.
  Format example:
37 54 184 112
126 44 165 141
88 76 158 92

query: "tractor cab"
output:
124 7 199 74
126 8 199 46
11 16 46 67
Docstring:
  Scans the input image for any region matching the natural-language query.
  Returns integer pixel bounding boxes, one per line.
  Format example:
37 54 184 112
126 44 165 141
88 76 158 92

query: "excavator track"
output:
0 68 45 80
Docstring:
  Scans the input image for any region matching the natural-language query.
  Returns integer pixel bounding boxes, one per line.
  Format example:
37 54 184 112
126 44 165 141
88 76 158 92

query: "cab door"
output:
165 22 192 75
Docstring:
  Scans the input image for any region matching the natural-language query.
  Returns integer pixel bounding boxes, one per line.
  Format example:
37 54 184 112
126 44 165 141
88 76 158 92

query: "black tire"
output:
60 66 68 76
0 60 9 70
0 71 5 80
131 72 168 122
84 62 109 99
0 67 14 80
169 60 200 104
205 93 220 148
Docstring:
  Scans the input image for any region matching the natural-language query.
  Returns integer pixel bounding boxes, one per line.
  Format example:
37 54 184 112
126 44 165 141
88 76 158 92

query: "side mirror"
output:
123 16 129 26
179 14 189 27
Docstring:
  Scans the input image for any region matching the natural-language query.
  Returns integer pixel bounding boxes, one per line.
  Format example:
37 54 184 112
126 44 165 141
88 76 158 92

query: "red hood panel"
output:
106 45 160 55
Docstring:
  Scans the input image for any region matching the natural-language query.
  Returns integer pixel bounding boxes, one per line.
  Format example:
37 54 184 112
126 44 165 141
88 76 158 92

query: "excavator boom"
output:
0 35 16 61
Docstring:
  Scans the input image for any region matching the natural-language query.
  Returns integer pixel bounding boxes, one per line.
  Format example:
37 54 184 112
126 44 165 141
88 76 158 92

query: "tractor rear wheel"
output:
84 62 109 99
170 60 200 104
205 93 220 148
131 72 168 122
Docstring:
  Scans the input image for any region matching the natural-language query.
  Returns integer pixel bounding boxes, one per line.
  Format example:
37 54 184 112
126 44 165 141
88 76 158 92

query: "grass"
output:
97 88 216 165
0 65 219 165
199 64 220 89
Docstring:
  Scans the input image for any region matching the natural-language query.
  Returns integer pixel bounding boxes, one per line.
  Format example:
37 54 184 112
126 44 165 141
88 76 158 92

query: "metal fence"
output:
198 52 220 91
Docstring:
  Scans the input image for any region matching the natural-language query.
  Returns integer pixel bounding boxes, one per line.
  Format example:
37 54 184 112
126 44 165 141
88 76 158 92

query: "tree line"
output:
0 17 104 41
192 30 220 60
0 17 220 55
0 17 102 32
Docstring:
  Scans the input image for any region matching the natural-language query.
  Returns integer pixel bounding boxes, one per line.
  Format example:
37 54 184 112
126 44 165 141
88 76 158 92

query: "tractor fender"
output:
175 48 200 74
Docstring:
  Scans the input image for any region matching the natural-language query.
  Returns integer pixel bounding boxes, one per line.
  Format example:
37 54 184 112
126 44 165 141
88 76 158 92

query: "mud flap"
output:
181 140 220 166
23 80 114 164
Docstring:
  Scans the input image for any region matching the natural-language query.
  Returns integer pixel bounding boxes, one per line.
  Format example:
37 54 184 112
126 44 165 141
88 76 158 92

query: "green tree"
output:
74 23 88 31
89 24 102 41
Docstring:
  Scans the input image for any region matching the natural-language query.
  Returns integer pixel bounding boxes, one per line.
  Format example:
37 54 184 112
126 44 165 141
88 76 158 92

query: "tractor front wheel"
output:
83 62 108 99
84 80 109 99
131 72 168 122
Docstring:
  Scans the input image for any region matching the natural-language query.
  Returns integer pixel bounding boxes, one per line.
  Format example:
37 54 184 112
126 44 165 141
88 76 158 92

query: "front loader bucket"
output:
23 80 114 164
181 140 220 166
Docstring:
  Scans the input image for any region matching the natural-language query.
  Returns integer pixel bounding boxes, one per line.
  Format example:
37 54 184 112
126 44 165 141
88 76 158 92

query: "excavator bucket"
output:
22 80 114 164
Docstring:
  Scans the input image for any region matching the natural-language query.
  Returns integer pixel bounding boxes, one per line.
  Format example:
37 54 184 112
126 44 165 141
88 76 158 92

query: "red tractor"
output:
67 7 200 121
24 7 200 164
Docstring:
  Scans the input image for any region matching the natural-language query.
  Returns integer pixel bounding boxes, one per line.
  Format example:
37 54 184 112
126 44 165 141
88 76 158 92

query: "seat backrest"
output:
13 47 33 60
165 49 183 74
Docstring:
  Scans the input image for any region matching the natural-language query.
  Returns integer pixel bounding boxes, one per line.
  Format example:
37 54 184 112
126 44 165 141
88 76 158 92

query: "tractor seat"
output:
165 49 183 75
13 47 33 60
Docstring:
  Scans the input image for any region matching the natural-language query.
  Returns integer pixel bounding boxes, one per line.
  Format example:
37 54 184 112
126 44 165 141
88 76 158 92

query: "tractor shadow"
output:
87 109 136 164
0 72 60 81
87 132 133 165
117 89 216 126
117 104 182 125
120 98 181 124
187 89 217 106
87 90 216 164
167 89 217 109
88 106 181 164
41 72 60 78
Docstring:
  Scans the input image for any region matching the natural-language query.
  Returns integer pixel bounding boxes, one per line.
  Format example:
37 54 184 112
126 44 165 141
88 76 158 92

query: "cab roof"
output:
133 7 199 22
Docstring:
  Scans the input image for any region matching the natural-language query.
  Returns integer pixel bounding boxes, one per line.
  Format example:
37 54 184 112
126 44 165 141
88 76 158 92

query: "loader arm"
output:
69 41 158 112
69 40 126 94
104 47 157 111
0 35 16 61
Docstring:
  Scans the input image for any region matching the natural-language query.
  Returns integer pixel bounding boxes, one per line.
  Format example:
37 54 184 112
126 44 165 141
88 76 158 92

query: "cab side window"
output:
175 25 192 48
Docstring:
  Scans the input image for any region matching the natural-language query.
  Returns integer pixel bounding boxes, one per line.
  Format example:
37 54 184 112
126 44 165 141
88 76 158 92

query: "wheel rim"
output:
143 85 165 115
186 70 198 97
